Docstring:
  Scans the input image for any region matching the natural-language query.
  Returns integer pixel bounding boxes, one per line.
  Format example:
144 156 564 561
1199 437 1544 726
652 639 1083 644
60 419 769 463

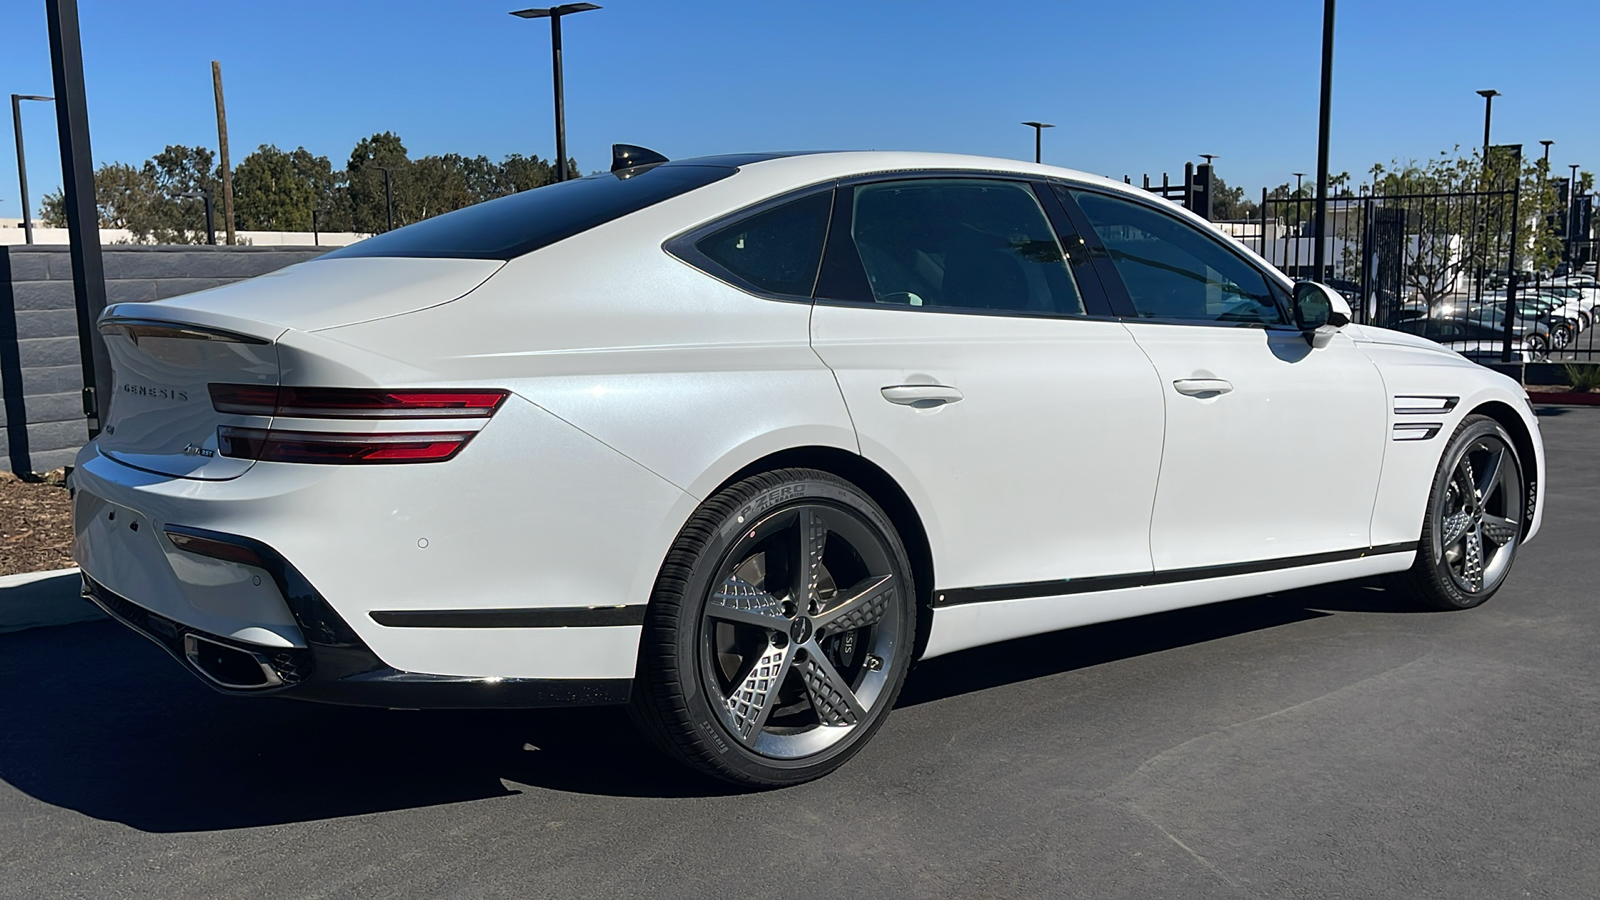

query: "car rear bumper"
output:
81 569 631 709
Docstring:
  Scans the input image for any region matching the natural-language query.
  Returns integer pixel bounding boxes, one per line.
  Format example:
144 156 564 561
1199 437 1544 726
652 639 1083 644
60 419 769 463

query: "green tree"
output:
346 131 411 233
39 145 219 242
233 144 340 232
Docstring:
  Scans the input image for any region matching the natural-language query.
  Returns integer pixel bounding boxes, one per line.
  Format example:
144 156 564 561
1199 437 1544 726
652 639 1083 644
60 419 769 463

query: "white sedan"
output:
73 149 1545 785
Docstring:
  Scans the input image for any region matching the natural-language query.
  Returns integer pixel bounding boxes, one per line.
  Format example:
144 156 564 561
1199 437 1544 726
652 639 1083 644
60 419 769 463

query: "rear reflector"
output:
209 384 508 418
164 530 267 566
217 426 475 464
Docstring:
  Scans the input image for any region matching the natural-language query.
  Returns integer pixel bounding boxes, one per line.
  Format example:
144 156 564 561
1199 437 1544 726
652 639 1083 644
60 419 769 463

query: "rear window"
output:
324 163 736 261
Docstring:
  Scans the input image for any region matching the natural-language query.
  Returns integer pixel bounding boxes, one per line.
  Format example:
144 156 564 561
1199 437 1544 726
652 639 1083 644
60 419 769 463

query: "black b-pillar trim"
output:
935 543 1418 607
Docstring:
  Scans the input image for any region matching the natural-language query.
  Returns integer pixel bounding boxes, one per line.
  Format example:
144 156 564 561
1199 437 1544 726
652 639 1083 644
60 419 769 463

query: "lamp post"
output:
10 94 53 245
375 165 395 232
511 4 601 183
1570 163 1581 268
1540 139 1553 169
1312 0 1336 279
1476 89 1500 165
178 189 216 245
1021 121 1054 164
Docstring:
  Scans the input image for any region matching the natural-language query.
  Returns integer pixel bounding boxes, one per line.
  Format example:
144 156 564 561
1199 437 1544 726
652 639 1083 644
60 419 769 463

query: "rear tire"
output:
1386 415 1524 610
629 468 917 787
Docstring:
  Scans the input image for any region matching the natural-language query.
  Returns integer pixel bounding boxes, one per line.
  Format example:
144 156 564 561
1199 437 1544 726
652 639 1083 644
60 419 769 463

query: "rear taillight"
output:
208 384 508 418
217 427 475 464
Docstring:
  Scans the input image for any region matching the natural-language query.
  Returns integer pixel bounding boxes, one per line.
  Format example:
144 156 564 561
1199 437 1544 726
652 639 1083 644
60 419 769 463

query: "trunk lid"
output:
93 256 502 480
97 316 278 480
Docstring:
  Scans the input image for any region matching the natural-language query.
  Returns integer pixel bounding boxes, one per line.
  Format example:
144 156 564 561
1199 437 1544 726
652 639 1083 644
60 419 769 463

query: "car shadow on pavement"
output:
897 578 1422 707
0 579 1414 828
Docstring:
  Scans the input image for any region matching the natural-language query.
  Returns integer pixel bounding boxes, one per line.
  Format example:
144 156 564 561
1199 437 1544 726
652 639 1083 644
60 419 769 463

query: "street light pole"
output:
511 4 601 183
1540 139 1553 169
1570 163 1581 268
1021 121 1054 164
179 189 215 245
1476 89 1500 166
376 166 394 232
1312 0 1336 280
10 94 53 245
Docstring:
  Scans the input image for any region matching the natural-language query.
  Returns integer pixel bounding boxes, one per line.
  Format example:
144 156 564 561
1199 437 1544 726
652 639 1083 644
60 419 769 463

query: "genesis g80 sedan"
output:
74 147 1545 785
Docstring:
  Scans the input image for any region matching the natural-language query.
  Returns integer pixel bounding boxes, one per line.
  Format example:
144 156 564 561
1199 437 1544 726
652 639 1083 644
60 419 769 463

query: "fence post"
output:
1503 163 1523 364
1259 187 1269 258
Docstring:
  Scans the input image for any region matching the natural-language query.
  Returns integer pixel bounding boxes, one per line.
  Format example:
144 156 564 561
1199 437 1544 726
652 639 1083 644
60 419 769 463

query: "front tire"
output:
629 468 917 786
1387 415 1524 610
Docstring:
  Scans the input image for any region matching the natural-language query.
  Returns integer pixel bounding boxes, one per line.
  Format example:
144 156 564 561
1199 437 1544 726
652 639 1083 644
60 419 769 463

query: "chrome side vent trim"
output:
1394 395 1458 415
1393 422 1443 441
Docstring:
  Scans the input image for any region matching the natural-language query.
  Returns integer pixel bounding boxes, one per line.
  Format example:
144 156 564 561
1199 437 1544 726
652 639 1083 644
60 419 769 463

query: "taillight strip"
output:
209 384 509 418
217 426 477 464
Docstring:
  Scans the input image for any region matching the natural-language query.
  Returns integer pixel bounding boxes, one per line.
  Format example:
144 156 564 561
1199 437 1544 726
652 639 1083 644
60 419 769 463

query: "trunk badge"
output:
182 443 216 458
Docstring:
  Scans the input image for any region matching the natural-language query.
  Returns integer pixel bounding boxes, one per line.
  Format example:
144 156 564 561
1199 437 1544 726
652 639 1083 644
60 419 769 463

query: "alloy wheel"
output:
1437 434 1521 595
698 502 903 760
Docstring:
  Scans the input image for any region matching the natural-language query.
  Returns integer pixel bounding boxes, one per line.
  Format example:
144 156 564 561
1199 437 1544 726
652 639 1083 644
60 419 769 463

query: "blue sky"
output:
2 0 1598 219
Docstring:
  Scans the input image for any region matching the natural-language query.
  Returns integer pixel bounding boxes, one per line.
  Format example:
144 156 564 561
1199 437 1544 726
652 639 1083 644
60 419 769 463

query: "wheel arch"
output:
1467 400 1539 537
714 446 938 662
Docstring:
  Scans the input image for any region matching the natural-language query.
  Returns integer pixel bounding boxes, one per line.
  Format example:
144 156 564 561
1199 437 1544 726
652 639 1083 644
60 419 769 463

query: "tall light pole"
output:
1294 172 1306 196
1570 163 1581 268
375 165 395 232
1021 121 1054 164
1312 0 1336 279
1476 89 1500 165
178 189 216 245
10 94 53 245
1540 139 1553 169
511 4 601 183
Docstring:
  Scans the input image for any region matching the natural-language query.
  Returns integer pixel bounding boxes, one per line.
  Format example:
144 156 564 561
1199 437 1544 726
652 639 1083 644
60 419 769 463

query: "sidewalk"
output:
0 568 104 634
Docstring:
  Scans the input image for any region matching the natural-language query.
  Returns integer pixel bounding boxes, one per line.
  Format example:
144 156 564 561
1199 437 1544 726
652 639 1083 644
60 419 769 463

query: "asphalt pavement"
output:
2 406 1597 899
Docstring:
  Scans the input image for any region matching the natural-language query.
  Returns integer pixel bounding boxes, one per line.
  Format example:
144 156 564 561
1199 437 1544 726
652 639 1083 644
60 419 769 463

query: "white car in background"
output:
73 149 1545 785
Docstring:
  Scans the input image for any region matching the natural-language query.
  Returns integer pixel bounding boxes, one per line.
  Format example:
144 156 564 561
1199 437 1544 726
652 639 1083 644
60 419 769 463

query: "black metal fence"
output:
1214 185 1600 364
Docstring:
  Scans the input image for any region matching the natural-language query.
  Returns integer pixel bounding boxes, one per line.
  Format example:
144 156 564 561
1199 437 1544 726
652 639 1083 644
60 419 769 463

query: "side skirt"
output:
921 547 1415 660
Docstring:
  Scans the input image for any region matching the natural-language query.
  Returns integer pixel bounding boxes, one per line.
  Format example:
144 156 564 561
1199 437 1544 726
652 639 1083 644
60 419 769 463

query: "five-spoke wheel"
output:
631 469 916 786
1389 415 1524 609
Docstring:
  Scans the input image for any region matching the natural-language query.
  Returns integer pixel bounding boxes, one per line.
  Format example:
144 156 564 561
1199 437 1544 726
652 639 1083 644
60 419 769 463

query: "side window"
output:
1068 189 1286 325
692 190 833 296
835 179 1085 315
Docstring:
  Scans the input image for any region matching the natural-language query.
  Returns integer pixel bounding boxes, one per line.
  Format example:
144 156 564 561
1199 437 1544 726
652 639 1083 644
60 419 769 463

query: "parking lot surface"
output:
2 407 1597 899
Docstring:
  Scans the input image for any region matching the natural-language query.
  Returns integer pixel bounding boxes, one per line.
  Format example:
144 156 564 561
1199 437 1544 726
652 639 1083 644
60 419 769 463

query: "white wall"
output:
0 223 366 247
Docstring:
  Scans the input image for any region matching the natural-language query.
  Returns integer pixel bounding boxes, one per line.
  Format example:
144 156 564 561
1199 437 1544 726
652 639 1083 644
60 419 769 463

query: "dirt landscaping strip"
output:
0 472 75 578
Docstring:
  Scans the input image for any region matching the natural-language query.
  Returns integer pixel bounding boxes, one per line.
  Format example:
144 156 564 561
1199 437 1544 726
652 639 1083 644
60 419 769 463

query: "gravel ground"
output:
0 474 73 577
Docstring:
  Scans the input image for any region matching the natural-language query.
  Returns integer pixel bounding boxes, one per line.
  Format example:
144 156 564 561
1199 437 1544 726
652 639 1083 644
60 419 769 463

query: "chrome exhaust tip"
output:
183 633 284 690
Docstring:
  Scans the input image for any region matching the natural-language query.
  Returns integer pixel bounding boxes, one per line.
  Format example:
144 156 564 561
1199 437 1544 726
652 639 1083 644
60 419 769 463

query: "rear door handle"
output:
1173 378 1233 396
881 384 964 406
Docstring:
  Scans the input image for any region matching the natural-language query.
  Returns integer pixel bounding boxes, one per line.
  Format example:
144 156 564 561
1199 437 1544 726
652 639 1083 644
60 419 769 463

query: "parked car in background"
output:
1393 309 1552 361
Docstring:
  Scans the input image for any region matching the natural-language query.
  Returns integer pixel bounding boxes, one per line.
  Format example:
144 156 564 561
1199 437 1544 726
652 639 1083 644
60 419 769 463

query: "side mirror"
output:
1293 281 1352 335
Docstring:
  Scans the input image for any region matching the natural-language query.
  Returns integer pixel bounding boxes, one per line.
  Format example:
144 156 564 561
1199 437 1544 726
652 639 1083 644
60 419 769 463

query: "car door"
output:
810 175 1166 593
1058 186 1388 571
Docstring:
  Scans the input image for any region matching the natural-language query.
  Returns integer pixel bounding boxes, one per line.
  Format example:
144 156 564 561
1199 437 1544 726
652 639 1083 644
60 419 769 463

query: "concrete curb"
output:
0 567 106 634
1528 392 1600 406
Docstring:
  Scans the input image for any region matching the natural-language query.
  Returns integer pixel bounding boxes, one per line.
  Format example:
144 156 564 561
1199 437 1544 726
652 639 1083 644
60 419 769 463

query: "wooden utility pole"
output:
211 60 235 245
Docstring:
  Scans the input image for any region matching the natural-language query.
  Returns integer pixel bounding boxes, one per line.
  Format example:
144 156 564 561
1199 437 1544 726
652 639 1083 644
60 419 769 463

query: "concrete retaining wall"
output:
0 245 330 475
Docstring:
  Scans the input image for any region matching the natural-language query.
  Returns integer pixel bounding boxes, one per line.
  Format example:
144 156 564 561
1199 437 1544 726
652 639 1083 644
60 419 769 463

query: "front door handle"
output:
1173 378 1234 396
881 384 964 406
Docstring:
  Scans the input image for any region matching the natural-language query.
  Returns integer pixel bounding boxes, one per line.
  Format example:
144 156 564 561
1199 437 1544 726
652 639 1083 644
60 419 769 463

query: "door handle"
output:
881 384 964 406
1173 378 1233 396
